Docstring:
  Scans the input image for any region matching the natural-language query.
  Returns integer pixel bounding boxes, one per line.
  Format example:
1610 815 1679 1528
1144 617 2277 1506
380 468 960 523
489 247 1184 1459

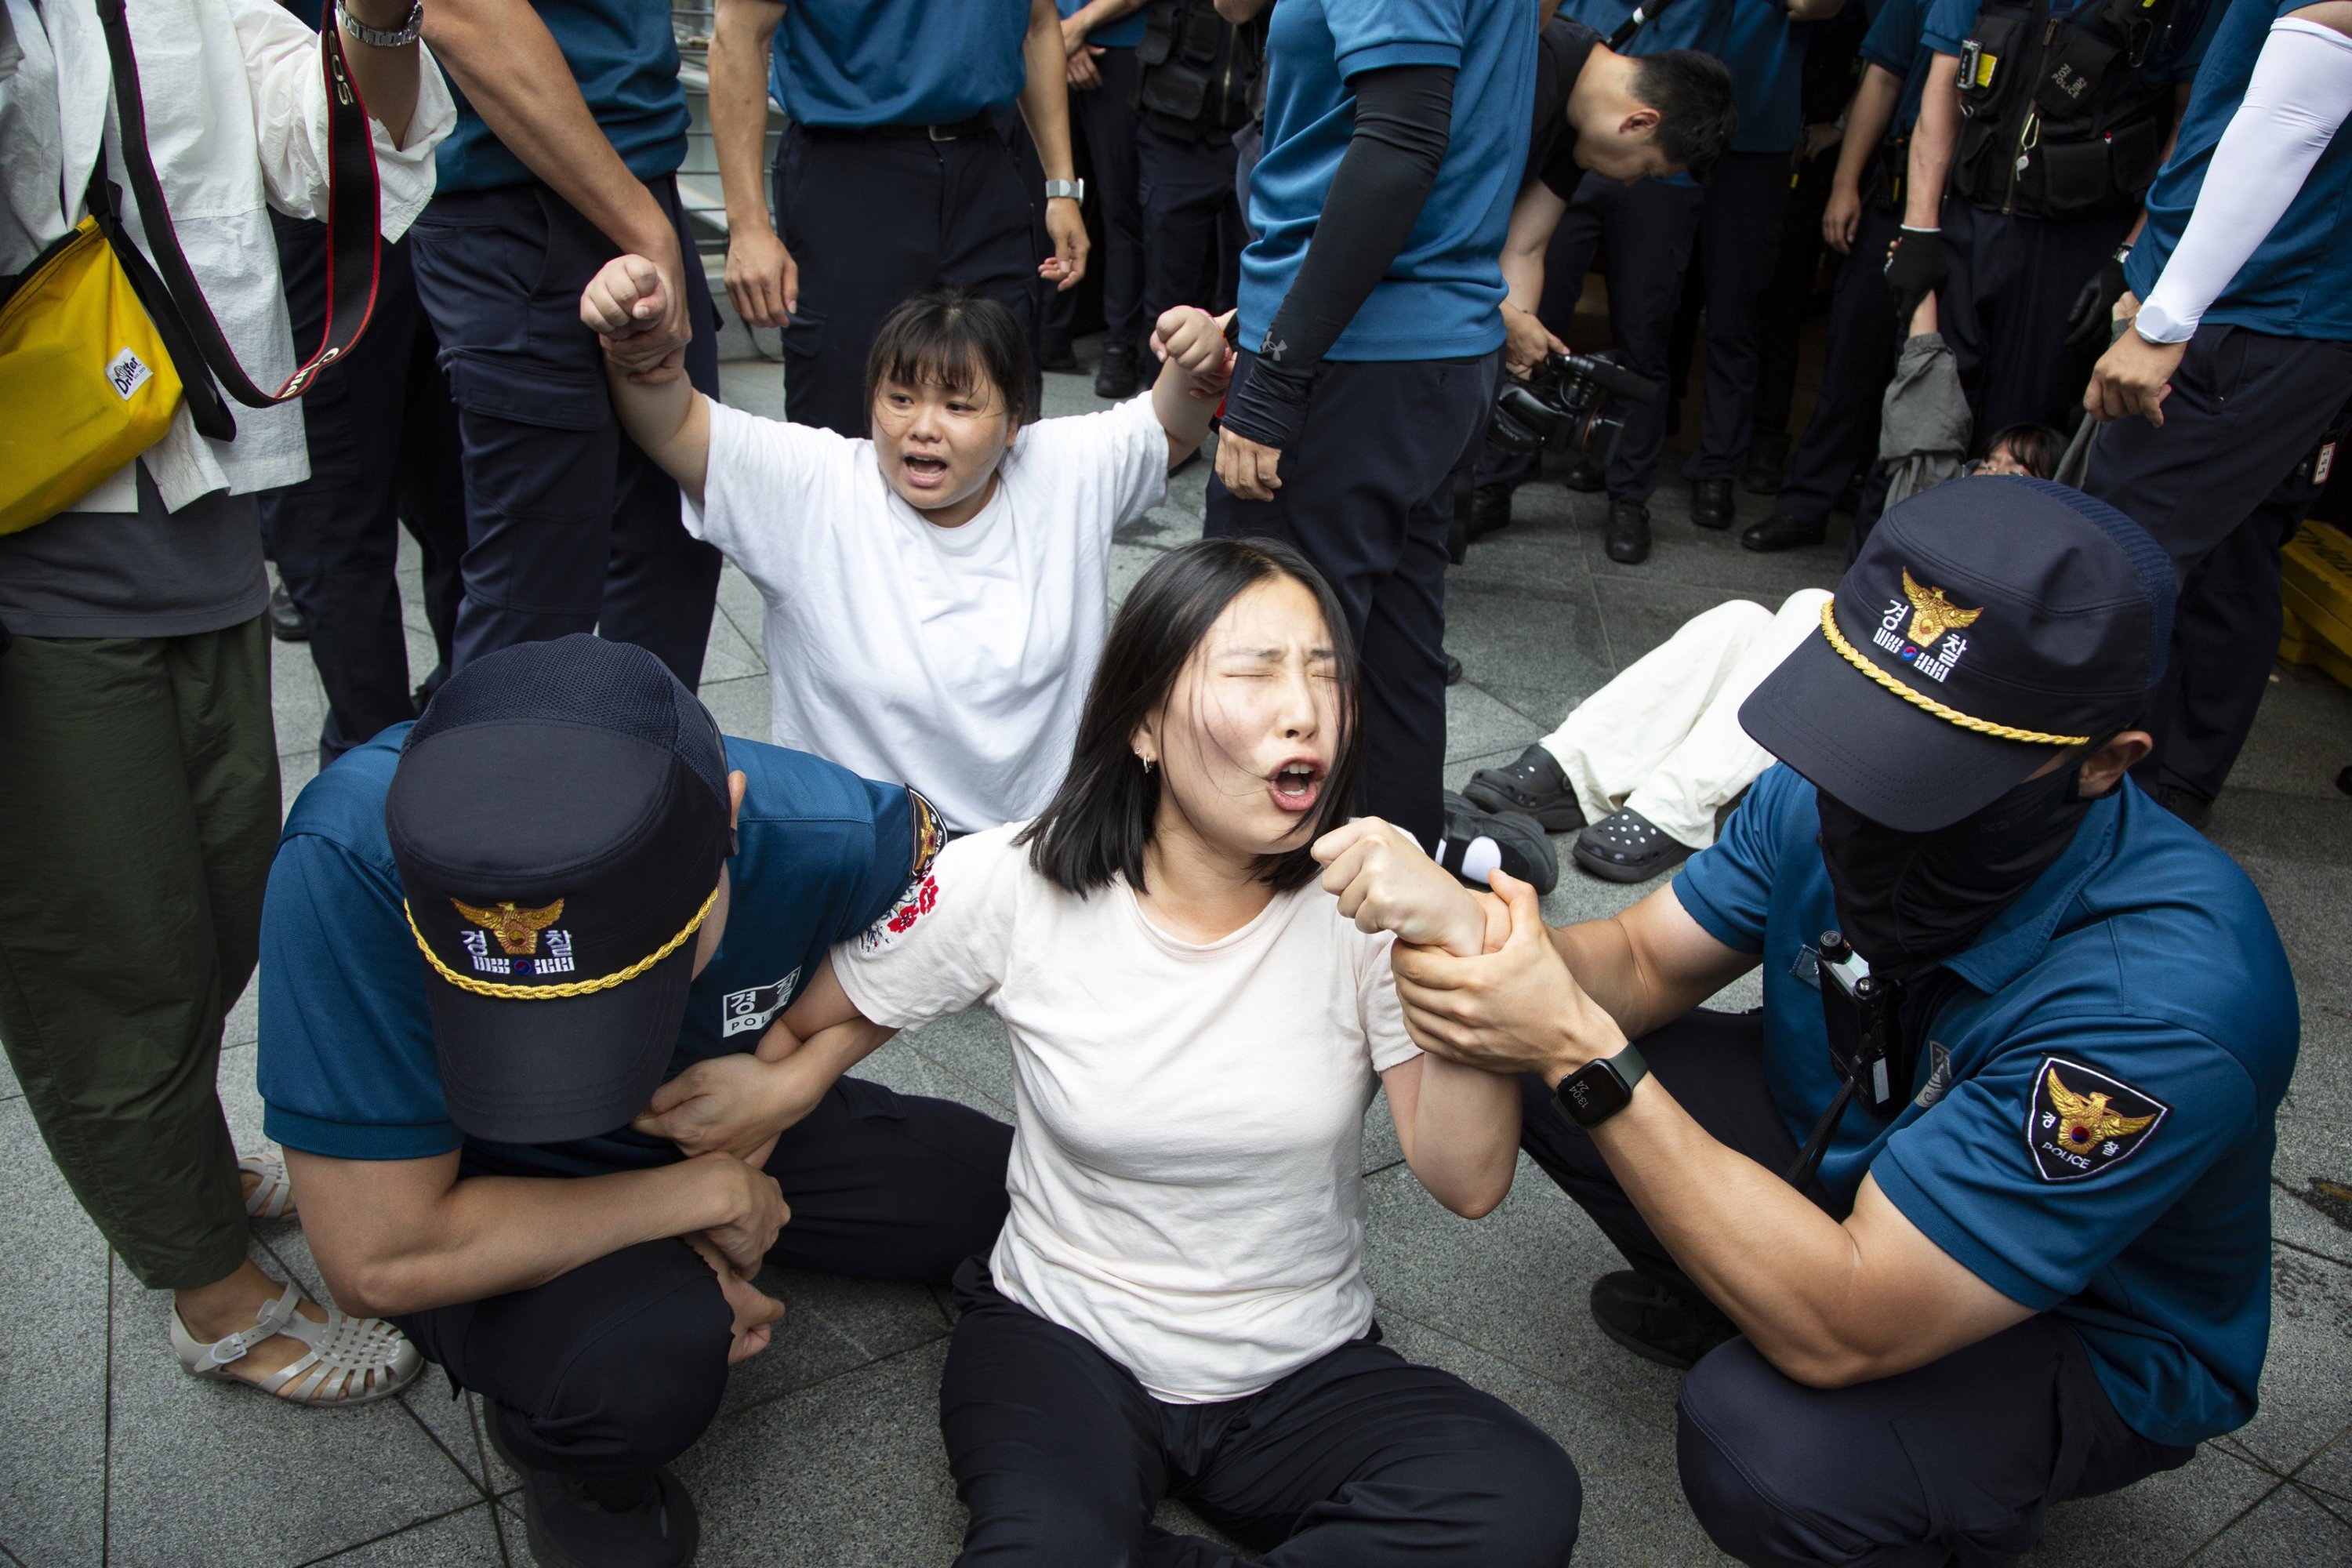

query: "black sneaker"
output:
1690 477 1736 530
1463 744 1585 833
1438 792 1559 895
1573 809 1694 884
490 1407 700 1568
1740 512 1828 554
1588 1272 1737 1370
1605 499 1651 564
1094 344 1142 399
267 584 308 643
1465 482 1515 546
1561 456 1607 493
1740 434 1788 495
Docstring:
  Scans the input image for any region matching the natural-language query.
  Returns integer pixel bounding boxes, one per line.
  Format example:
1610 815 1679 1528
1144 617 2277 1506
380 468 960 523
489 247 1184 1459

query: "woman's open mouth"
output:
1269 760 1323 813
902 452 950 490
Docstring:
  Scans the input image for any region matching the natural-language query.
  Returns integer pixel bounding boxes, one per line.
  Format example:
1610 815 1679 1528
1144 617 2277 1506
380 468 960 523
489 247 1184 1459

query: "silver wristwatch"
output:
1044 179 1085 204
338 0 423 48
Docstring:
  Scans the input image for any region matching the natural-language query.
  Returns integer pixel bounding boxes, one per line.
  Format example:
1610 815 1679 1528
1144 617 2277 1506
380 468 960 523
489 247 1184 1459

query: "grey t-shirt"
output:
0 466 267 639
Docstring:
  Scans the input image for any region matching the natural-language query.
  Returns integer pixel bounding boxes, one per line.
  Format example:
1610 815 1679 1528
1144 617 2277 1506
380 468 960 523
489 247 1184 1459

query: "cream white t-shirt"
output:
833 825 1421 1403
683 396 1170 833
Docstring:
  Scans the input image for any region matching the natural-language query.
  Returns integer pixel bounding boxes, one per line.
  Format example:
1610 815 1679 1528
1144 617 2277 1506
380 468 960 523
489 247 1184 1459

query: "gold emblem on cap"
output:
452 898 566 956
1816 601 2089 746
1900 568 1983 648
2044 1065 2156 1151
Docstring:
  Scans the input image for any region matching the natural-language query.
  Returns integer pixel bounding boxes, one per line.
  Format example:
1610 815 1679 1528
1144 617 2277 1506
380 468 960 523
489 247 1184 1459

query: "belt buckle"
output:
927 122 960 143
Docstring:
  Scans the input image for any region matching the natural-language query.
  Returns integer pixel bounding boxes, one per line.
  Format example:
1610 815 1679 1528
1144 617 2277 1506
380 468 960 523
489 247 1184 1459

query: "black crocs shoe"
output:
1572 809 1694 884
1462 744 1585 833
1740 511 1828 554
490 1407 700 1568
1589 1272 1738 1370
1439 792 1559 895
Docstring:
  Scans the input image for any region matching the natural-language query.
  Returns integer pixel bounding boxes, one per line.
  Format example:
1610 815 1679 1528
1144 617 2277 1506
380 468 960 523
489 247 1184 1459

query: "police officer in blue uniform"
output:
408 0 725 690
1745 0 1944 552
1133 0 1264 337
709 0 1091 437
2082 0 2352 829
256 637 1012 1568
1330 479 2299 1563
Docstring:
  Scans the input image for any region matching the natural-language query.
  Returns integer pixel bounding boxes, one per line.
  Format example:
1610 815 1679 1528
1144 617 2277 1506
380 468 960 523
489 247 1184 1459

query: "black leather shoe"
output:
1438 792 1559 895
1589 1272 1737 1370
1444 653 1465 687
267 584 307 643
1573 808 1694 884
1463 743 1584 833
1561 456 1608 492
1740 512 1828 554
490 1407 700 1568
1740 434 1788 495
1690 477 1736 530
1094 345 1142 399
1605 499 1651 564
1465 482 1515 546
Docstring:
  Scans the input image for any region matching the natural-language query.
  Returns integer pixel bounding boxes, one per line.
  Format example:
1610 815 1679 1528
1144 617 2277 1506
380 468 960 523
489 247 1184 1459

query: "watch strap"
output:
1605 1040 1649 1098
1044 179 1084 202
338 0 423 49
1555 1040 1650 1128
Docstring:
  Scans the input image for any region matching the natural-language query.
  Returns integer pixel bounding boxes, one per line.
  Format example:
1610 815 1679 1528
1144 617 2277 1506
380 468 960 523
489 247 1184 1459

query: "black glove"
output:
2066 252 2130 347
1218 347 1318 454
1883 227 1949 328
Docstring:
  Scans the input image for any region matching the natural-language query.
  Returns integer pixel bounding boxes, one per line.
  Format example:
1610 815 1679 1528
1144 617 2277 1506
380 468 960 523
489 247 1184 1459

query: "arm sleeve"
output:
2134 18 2352 343
830 826 1025 1031
226 0 456 239
1218 63 1457 449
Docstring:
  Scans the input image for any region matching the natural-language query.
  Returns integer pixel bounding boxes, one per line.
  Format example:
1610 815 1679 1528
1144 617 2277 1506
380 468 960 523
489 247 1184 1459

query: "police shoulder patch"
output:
2024 1056 2169 1183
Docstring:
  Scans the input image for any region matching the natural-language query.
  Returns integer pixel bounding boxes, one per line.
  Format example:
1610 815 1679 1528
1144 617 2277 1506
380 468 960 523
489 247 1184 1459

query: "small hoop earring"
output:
1137 753 1154 775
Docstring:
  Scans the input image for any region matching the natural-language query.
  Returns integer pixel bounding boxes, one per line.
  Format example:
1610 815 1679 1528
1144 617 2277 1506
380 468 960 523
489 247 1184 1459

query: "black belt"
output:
798 113 996 143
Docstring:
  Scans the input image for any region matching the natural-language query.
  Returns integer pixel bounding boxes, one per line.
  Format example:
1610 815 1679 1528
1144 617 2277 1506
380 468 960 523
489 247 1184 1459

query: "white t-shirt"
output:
834 825 1421 1404
684 396 1170 832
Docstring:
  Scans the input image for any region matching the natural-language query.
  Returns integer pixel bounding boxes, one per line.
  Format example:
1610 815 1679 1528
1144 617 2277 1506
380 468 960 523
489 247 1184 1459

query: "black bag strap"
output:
93 0 383 420
85 169 240 439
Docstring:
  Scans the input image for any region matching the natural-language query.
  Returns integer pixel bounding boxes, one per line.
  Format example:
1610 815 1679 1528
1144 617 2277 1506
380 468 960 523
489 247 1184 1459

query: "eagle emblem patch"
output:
2025 1058 2168 1182
1870 569 1984 684
451 898 575 977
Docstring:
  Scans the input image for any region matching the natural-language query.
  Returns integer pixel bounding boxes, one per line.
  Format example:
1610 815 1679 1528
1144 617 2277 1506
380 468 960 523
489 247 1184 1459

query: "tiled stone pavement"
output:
4 351 2348 1567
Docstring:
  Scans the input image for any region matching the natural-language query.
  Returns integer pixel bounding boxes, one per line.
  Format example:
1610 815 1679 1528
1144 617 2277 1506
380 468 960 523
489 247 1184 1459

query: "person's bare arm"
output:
711 0 797 328
1903 53 1961 230
1215 0 1269 21
422 0 692 354
336 0 425 143
1500 178 1571 378
1148 306 1236 466
1786 0 1845 20
1381 1052 1519 1218
288 1146 786 1317
1063 0 1149 53
1824 65 1900 252
1022 0 1092 290
584 256 712 502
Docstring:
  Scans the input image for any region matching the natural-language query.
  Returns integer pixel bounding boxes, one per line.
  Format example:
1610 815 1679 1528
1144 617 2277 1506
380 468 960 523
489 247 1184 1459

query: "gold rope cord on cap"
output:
405 884 720 1000
1817 601 2090 747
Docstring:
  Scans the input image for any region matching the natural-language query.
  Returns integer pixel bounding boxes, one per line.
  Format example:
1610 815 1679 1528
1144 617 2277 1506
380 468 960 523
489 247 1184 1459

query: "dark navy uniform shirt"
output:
434 0 690 194
767 0 1032 129
1674 764 2298 1448
257 726 917 1178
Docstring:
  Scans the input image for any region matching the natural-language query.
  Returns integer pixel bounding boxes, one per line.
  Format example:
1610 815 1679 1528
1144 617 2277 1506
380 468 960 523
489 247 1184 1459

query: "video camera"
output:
1487 351 1664 470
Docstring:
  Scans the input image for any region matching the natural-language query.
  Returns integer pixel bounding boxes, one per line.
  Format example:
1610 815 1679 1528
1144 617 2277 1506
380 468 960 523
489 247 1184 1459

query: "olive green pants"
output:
0 617 280 1288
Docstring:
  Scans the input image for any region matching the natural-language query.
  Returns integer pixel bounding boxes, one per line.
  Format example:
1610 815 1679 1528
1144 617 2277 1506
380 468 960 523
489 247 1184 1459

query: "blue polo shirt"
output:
1672 765 2297 1448
434 0 688 194
1860 0 1940 135
1722 0 1811 154
2129 0 2352 343
768 0 1031 129
1062 0 1147 51
256 727 918 1179
1239 0 1535 362
1562 0 1735 190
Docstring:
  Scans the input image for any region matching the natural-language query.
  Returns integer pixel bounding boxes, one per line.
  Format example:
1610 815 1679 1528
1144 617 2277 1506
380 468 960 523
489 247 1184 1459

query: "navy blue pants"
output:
2087 325 2352 802
1777 200 1904 525
775 121 1037 435
391 1077 1012 1479
259 216 465 763
1138 123 1245 325
407 176 722 691
1204 350 1498 850
1516 1010 2193 1566
941 1259 1581 1566
1751 149 1838 452
1936 198 2131 438
1046 45 1149 359
1684 151 1795 483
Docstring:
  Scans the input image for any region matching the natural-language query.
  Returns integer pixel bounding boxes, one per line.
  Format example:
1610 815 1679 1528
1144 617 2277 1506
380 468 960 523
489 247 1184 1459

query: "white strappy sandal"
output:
238 1146 297 1221
171 1279 423 1405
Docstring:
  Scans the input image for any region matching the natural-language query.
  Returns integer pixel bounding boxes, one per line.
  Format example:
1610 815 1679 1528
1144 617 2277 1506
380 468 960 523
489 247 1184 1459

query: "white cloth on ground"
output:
1538 588 1831 848
684 394 1169 832
832 824 1420 1404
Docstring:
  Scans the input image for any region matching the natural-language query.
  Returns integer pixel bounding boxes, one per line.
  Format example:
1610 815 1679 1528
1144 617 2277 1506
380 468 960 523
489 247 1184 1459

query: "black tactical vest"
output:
1948 0 2198 217
1134 0 1264 145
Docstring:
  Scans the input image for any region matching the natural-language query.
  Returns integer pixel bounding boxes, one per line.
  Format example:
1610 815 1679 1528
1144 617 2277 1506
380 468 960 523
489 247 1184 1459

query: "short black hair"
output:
1632 50 1737 182
862 288 1036 434
1018 537 1361 898
1984 422 2063 480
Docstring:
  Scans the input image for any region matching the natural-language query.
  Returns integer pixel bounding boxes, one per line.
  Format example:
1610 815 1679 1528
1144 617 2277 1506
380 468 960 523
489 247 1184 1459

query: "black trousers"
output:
391 1078 1013 1479
259 216 466 764
2085 325 2352 802
1936 198 2130 438
1777 201 1904 524
1204 350 1498 849
408 176 723 691
1683 151 1795 483
1046 46 1149 358
940 1258 1581 1567
1138 122 1245 325
775 122 1038 436
1516 1011 2194 1566
1751 150 1837 450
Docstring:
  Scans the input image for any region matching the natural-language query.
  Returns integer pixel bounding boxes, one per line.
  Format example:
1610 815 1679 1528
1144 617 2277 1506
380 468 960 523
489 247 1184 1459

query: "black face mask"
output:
1815 765 2094 979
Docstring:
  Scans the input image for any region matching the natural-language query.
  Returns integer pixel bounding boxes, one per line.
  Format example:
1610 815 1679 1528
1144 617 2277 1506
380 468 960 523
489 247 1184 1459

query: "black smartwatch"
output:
1555 1042 1650 1128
